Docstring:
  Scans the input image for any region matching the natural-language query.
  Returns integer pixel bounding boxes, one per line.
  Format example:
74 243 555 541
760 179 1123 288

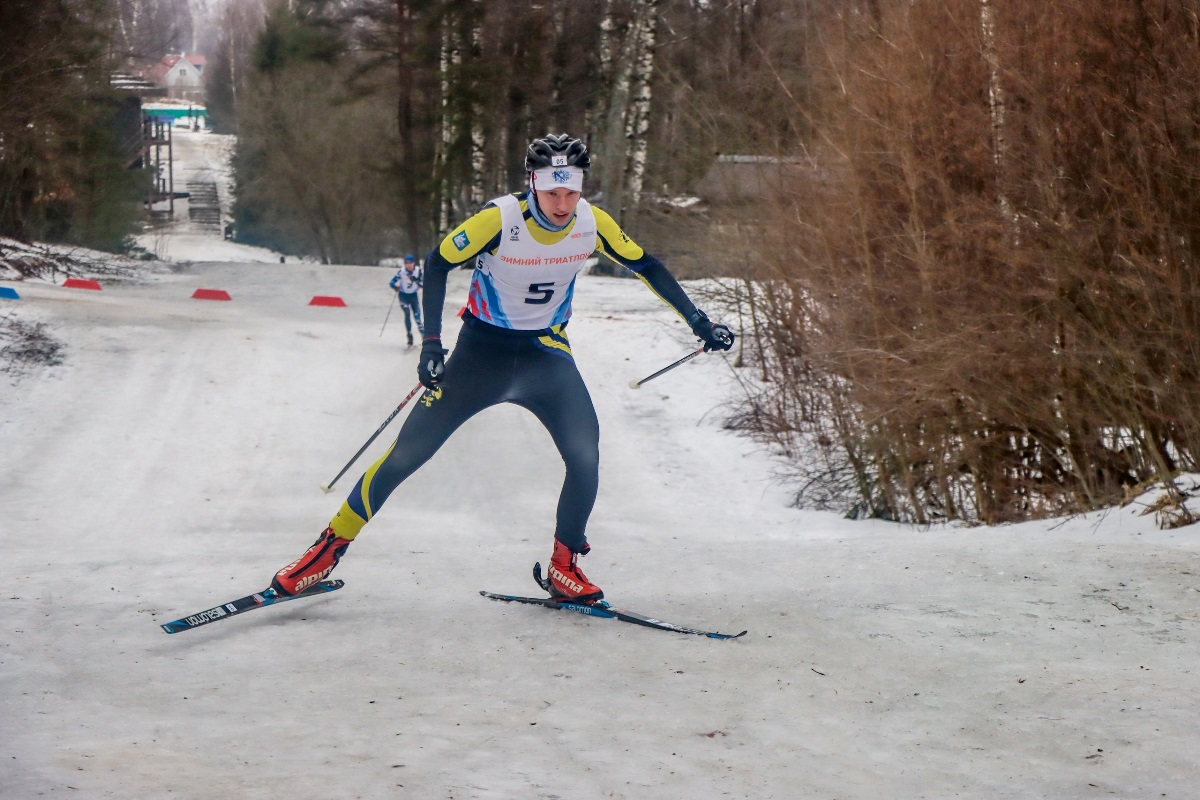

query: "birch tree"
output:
393 0 422 249
980 0 1013 233
468 9 486 208
109 0 192 60
597 0 662 229
436 20 459 232
620 0 661 232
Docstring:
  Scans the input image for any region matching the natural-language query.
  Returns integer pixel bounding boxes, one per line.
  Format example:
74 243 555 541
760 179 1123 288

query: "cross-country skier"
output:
271 133 735 603
387 254 424 346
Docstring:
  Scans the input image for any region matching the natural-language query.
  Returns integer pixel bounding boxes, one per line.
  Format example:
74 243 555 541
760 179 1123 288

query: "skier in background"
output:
388 254 424 346
271 133 734 603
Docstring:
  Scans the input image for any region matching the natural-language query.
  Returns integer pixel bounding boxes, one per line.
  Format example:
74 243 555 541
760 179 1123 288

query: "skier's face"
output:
535 188 581 226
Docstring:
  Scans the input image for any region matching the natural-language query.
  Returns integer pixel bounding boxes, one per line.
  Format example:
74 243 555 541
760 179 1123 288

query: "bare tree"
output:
109 0 194 60
203 0 271 133
236 62 399 263
737 0 1200 524
596 0 663 227
232 5 400 263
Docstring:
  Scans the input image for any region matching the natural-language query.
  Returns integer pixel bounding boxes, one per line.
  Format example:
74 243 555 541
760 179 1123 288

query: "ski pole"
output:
628 348 705 389
379 292 398 337
320 382 424 493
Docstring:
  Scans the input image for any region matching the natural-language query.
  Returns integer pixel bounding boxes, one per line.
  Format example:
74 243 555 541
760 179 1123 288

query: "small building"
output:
141 102 208 129
695 155 809 204
147 53 207 102
110 72 163 97
107 74 178 216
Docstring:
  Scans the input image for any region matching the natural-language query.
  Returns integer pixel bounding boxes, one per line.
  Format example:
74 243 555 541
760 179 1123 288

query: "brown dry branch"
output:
727 0 1200 525
0 239 138 282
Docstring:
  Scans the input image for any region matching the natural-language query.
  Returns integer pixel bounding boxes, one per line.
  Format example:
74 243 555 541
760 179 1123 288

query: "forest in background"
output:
4 0 1200 529
0 0 146 249
208 0 809 268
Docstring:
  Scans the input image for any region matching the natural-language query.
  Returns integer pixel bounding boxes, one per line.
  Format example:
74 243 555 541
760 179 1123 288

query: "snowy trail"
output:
2 133 1200 799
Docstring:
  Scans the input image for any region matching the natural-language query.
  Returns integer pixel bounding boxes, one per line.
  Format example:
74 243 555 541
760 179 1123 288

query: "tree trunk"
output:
395 0 422 251
437 21 457 233
469 9 485 207
593 0 615 143
980 0 1013 232
598 0 660 232
621 0 661 234
598 0 633 225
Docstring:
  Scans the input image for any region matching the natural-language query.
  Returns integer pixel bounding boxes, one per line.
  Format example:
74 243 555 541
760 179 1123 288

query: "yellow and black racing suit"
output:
325 191 703 552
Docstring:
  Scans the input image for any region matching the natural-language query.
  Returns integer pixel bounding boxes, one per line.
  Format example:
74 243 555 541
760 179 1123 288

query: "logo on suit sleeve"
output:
452 231 470 250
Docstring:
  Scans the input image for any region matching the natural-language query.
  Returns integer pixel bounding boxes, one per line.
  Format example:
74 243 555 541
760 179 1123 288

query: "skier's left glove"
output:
688 310 735 352
418 337 448 388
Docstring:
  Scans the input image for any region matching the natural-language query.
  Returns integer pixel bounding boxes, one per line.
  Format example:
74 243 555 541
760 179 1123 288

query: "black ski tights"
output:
338 321 600 551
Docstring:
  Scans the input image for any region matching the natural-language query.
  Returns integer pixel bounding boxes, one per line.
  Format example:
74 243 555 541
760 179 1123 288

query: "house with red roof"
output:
148 53 207 101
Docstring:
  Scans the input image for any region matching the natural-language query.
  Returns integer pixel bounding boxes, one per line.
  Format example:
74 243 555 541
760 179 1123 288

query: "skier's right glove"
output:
688 310 735 352
418 337 448 388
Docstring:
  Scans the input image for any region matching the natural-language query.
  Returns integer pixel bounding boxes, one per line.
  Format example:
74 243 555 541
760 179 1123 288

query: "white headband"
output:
531 165 584 192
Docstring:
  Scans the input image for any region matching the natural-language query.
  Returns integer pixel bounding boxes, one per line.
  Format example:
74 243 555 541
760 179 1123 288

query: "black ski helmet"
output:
525 133 591 173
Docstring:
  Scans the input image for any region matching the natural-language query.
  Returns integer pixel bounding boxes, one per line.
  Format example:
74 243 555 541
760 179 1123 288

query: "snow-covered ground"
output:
2 129 1199 799
133 127 301 265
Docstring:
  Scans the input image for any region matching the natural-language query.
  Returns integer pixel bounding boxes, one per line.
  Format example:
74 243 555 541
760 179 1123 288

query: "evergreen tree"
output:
0 0 146 249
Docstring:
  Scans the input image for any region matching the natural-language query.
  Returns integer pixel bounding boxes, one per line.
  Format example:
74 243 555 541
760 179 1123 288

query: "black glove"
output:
688 310 735 352
418 337 448 388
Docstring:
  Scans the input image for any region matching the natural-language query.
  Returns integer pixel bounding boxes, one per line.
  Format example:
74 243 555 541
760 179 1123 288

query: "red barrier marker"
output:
309 295 346 307
63 278 101 290
192 288 232 301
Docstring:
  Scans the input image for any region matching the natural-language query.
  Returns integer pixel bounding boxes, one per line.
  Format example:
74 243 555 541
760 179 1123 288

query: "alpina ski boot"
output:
545 539 603 602
271 527 350 596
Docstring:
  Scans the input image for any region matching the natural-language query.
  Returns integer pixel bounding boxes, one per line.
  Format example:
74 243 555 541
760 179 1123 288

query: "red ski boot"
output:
546 539 603 602
271 527 351 596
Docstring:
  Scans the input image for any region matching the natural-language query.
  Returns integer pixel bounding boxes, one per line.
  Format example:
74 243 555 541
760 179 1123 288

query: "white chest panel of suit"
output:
391 267 422 294
469 194 597 330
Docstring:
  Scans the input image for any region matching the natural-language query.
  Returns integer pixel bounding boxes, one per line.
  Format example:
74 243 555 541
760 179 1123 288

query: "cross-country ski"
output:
479 589 747 639
159 580 344 634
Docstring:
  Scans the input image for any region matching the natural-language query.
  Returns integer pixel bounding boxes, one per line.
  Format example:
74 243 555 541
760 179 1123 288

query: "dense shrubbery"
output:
738 0 1200 524
230 6 399 264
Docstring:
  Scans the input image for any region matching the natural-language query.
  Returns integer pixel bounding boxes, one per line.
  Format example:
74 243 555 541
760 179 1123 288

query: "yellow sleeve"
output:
436 205 504 267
